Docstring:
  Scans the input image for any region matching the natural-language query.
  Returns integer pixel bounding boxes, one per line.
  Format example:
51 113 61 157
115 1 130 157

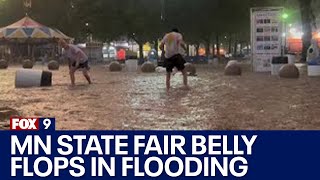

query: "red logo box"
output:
10 117 39 130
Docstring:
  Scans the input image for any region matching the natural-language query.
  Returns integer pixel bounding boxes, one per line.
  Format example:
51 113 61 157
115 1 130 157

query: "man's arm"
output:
180 41 187 51
74 51 84 67
70 47 83 68
160 42 165 51
160 34 167 51
179 35 187 51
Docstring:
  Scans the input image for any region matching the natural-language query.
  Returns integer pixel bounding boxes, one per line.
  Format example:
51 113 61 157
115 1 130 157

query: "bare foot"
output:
67 84 76 89
182 85 190 90
166 89 170 95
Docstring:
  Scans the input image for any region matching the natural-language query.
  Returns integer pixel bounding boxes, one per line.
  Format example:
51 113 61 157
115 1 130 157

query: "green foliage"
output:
0 0 317 52
0 0 80 37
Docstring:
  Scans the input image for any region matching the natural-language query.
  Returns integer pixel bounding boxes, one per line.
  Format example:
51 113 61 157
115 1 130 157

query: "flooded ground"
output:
1 63 320 130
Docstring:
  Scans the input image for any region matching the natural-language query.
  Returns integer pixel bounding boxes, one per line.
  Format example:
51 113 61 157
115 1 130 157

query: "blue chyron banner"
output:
0 118 320 179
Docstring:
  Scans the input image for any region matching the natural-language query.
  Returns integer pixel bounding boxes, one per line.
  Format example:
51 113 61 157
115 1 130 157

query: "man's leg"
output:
166 72 171 93
176 54 189 88
69 68 76 86
82 69 92 84
181 69 188 87
165 57 173 93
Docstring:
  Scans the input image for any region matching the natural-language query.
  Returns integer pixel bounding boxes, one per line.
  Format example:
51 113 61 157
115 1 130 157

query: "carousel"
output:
0 16 72 63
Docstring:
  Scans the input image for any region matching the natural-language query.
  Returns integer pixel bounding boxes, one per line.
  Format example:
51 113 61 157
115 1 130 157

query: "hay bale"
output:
0 59 8 69
0 107 19 120
279 64 299 78
227 60 240 66
225 60 241 76
48 60 59 70
141 62 156 73
156 66 166 73
184 63 197 76
22 59 33 69
109 61 122 72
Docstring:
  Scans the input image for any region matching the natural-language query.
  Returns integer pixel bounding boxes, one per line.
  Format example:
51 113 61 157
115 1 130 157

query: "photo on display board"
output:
271 44 279 50
271 27 279 32
257 45 264 50
264 19 271 24
264 36 271 41
264 27 271 32
256 57 271 68
271 36 279 41
257 28 264 33
257 19 264 24
264 45 271 50
257 36 264 41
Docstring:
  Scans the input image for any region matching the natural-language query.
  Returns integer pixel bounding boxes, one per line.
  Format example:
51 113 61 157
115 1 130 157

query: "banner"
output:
0 117 320 179
251 7 283 72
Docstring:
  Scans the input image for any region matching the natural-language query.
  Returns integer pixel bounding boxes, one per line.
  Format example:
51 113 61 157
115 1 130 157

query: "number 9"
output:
43 119 51 130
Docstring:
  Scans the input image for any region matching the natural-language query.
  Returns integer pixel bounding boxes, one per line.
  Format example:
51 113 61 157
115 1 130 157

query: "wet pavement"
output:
1 64 320 130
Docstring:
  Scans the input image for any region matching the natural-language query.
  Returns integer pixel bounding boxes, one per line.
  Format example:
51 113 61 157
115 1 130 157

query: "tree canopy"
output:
0 0 318 58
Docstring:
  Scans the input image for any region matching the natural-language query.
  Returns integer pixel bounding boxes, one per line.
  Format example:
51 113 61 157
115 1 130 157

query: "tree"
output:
3 0 314 62
75 0 164 59
75 0 124 42
0 0 25 26
298 0 313 61
0 0 81 38
32 0 80 37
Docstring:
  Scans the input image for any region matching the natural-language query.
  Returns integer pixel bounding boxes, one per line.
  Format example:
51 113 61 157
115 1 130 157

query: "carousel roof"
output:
0 16 72 40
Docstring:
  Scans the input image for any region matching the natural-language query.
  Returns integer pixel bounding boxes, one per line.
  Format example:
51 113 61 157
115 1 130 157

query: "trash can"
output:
15 69 52 88
271 56 288 75
286 53 296 64
307 56 320 76
125 59 138 72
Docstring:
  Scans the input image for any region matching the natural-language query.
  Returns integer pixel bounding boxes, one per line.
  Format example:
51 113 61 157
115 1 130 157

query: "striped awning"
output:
0 16 72 40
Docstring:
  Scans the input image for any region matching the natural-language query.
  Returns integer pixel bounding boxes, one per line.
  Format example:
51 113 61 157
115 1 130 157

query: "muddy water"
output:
127 74 210 130
1 64 320 130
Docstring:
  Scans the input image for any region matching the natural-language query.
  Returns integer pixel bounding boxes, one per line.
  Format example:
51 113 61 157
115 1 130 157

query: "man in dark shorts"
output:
160 28 189 93
59 39 92 86
69 60 90 70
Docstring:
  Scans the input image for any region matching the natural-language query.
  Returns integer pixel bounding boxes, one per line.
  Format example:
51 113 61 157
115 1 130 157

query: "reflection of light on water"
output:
127 74 210 130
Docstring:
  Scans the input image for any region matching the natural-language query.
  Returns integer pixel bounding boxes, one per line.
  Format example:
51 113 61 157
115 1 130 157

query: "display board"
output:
251 7 283 72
